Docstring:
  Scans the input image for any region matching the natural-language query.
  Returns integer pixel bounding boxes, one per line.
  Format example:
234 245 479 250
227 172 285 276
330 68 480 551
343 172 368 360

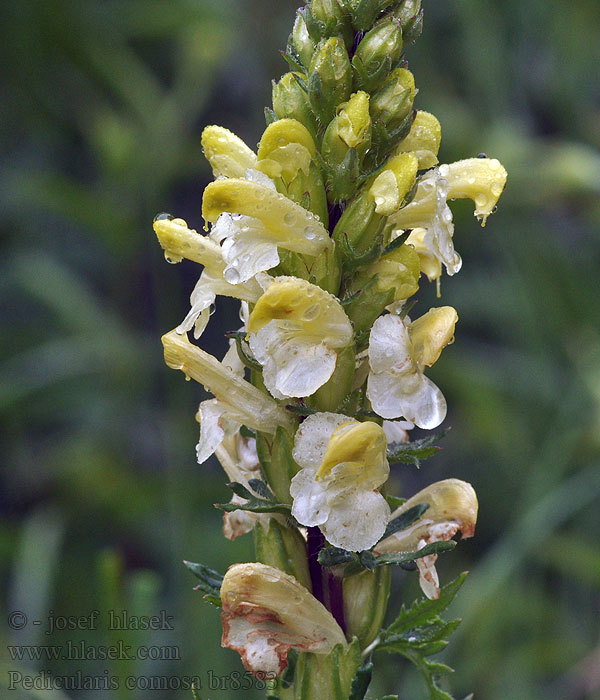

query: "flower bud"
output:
368 152 419 216
256 119 329 225
342 0 397 31
290 11 316 68
321 91 372 202
201 125 257 179
370 68 416 141
352 242 420 302
308 38 353 127
343 567 390 648
272 72 319 141
393 110 441 169
352 20 403 93
374 478 478 599
311 0 354 48
220 563 347 677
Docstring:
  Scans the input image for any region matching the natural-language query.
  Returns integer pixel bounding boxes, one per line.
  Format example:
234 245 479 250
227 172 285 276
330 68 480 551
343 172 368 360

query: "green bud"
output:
272 72 319 141
340 0 398 32
391 0 422 26
332 187 380 254
370 68 415 137
253 519 312 591
352 20 403 92
311 0 354 48
343 567 391 648
291 11 316 68
321 91 372 202
308 38 353 126
306 237 342 294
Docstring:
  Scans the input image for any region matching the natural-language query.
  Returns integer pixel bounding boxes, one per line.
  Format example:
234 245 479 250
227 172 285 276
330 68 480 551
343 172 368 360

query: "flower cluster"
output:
155 1 506 697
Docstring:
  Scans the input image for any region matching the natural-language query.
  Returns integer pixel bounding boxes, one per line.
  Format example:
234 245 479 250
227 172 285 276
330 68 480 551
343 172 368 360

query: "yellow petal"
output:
409 306 458 367
369 152 419 215
201 125 257 179
394 110 441 169
202 179 331 255
153 216 224 270
440 157 507 225
337 91 371 148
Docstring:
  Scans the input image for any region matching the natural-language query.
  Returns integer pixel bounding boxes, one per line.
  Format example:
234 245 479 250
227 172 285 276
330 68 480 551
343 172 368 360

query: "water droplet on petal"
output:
154 212 174 222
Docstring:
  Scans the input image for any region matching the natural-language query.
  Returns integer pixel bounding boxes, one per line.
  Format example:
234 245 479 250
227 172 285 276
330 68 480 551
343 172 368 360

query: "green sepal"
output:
265 107 278 126
386 494 406 510
308 344 356 412
381 503 430 539
402 8 424 46
339 0 378 31
294 639 362 700
254 518 312 591
347 661 373 700
352 21 403 93
311 0 354 49
183 561 223 607
387 430 449 467
344 275 395 335
286 161 330 227
305 237 342 294
332 188 380 253
324 145 361 204
344 566 391 648
375 540 457 567
256 427 299 505
225 331 263 371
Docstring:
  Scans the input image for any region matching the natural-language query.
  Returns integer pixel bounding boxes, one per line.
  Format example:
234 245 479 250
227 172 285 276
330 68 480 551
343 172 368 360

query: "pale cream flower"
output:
153 216 261 338
374 479 478 599
388 157 508 277
290 413 390 551
221 563 347 677
247 277 354 399
367 308 458 429
202 175 332 285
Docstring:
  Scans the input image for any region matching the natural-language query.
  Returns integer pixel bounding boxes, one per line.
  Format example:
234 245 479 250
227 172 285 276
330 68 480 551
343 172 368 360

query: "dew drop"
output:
284 212 296 225
154 212 174 222
225 268 241 284
303 304 320 321
304 226 317 240
477 152 487 159
164 252 183 264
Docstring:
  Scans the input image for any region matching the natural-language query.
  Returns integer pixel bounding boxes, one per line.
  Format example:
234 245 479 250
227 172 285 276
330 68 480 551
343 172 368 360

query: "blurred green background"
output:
1 0 599 698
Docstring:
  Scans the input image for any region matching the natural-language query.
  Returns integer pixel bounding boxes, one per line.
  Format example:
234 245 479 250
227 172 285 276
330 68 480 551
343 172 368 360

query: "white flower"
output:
221 563 347 677
290 413 390 551
247 277 354 399
153 216 261 338
202 176 332 284
388 157 508 277
367 308 458 429
374 479 478 599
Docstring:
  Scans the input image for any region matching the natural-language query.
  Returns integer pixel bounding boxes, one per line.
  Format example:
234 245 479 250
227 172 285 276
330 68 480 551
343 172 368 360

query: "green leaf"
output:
248 478 274 501
387 430 449 467
318 547 357 568
386 495 406 510
183 561 223 607
385 572 468 635
348 661 373 700
374 540 456 567
215 481 293 516
373 574 470 700
381 503 430 540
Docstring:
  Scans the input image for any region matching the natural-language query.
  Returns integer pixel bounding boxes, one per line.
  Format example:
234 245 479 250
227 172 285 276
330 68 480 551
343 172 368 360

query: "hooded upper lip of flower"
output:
153 216 262 338
289 412 391 552
388 157 508 277
246 276 354 400
374 478 478 599
220 562 347 677
366 307 458 429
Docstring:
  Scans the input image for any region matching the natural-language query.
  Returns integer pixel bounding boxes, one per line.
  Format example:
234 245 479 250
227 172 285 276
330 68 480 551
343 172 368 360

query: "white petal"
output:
222 616 289 677
177 276 216 339
212 213 281 284
367 369 447 429
383 420 413 444
292 412 353 470
244 167 277 190
321 490 390 551
196 399 227 464
249 324 337 399
368 314 412 373
290 469 331 527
